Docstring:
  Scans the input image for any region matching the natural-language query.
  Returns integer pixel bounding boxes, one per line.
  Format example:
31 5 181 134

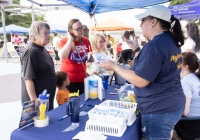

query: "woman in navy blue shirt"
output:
99 5 185 140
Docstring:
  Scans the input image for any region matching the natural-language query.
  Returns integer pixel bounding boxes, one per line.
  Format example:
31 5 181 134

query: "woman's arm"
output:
99 61 150 88
182 97 191 116
25 79 37 100
114 65 150 88
58 34 74 60
181 79 193 116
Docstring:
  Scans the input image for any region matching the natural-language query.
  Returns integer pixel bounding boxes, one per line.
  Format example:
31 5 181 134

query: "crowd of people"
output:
13 34 29 45
19 4 200 140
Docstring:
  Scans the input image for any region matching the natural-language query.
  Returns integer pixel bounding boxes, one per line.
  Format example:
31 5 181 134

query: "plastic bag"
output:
62 123 79 132
117 83 136 103
79 111 88 116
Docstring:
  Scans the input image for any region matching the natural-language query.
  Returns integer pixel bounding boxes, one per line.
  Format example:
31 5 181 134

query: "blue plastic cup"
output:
102 80 108 89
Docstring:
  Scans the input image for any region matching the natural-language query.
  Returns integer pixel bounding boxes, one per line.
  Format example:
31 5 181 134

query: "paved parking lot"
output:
0 57 60 140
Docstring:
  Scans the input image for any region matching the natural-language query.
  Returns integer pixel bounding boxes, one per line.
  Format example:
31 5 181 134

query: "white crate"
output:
85 120 127 137
88 105 129 125
99 100 137 126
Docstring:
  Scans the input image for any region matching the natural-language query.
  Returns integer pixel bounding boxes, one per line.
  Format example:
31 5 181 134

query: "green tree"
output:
170 0 191 6
0 0 46 28
12 0 20 4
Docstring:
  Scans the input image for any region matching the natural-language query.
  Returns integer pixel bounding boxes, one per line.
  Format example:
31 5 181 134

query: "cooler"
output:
115 64 130 85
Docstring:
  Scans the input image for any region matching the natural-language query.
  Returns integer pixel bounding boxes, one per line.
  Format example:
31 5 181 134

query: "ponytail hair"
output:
186 22 200 53
170 15 185 47
182 52 200 79
123 31 130 40
154 15 184 47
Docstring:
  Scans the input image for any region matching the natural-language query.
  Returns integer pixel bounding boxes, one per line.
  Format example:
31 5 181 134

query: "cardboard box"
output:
84 74 103 101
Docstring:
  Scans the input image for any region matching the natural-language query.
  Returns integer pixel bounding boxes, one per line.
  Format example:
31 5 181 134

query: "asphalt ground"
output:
0 57 60 103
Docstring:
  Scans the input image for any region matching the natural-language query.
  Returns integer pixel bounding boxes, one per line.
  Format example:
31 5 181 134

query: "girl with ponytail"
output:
181 52 200 117
174 52 200 140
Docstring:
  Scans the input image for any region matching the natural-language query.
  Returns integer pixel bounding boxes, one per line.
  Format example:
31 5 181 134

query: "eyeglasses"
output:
72 27 85 32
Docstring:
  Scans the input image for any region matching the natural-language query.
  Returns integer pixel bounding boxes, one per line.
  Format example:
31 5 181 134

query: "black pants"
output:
121 49 133 64
54 50 60 61
66 82 84 95
175 119 200 140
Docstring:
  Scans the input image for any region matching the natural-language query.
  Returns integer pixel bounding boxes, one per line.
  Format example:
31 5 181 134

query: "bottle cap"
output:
69 90 79 97
39 89 49 100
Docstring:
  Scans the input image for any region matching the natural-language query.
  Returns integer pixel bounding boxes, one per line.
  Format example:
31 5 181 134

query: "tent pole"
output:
89 14 92 41
1 7 8 63
10 33 12 42
90 15 92 32
31 3 35 23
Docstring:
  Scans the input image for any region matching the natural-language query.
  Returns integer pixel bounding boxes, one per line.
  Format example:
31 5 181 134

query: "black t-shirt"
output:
21 42 56 110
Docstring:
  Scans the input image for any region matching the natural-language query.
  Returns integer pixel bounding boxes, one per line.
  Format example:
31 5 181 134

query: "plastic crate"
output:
99 100 137 126
85 120 127 137
88 105 129 125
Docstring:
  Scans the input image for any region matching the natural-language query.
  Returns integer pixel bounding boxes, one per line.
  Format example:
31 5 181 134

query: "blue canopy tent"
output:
0 24 29 52
0 24 29 61
50 24 67 34
27 0 170 15
168 0 200 20
3 0 168 63
0 24 29 34
60 0 170 15
27 0 170 35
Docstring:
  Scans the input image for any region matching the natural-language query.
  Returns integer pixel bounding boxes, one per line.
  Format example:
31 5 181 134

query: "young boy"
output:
56 71 70 106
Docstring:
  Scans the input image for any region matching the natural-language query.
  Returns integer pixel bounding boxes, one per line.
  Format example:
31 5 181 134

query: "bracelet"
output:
115 66 120 73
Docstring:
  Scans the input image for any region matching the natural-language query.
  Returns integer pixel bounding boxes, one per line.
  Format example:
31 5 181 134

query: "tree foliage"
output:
0 0 46 28
170 0 192 6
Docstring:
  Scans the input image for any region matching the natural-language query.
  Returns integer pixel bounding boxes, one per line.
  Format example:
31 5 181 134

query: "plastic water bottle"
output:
37 89 49 120
66 91 80 123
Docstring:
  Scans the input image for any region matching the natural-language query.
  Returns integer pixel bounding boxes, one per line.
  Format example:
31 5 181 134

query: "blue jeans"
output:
141 108 183 140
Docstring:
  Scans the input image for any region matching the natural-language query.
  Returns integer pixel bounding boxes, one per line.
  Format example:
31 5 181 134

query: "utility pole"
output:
1 7 8 63
31 3 35 23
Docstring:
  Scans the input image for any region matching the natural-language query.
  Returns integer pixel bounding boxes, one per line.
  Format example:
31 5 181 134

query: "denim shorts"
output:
141 108 183 140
